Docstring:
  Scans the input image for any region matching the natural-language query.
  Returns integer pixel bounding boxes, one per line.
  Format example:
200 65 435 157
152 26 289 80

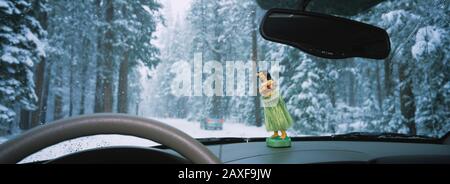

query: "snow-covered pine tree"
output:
219 0 265 125
409 0 449 137
412 25 449 137
361 65 381 132
186 0 226 121
0 0 45 133
377 5 421 134
286 54 334 135
114 0 162 113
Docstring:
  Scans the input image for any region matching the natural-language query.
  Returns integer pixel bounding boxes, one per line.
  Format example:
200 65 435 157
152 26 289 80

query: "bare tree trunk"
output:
53 97 63 120
251 5 262 127
382 23 418 103
53 63 63 120
102 0 114 112
209 1 222 118
94 61 104 112
117 51 129 113
94 0 103 113
375 62 383 110
135 100 140 116
40 64 50 123
348 72 356 106
384 59 394 98
69 54 74 116
25 0 48 128
68 2 76 117
79 38 90 115
399 63 416 135
31 56 46 126
384 21 422 125
19 111 30 130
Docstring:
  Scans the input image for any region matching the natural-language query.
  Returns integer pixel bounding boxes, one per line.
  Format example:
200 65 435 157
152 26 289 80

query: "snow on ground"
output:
0 136 8 145
0 118 297 163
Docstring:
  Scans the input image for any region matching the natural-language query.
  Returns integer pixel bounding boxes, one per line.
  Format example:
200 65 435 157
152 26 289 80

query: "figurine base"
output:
266 136 291 148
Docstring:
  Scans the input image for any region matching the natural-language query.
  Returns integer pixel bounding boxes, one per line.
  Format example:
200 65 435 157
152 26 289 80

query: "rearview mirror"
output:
260 9 391 59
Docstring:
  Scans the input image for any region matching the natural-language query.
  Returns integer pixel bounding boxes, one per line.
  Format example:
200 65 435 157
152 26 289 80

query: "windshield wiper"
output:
151 137 260 149
152 133 440 149
195 137 252 145
332 132 435 140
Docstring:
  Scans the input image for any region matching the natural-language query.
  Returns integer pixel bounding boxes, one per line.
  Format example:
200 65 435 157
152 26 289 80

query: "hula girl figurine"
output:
257 71 293 148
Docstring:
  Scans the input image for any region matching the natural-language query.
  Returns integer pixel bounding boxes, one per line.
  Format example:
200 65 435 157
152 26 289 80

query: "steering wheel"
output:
0 114 221 164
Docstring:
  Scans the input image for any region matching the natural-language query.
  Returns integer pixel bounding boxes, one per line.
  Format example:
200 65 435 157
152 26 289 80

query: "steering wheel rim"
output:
0 114 221 164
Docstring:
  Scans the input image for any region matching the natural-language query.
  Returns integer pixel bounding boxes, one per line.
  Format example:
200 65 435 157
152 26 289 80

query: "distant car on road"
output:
200 117 224 130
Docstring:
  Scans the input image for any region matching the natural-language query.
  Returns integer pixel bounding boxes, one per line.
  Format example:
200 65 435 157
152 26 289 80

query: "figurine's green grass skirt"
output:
262 94 293 131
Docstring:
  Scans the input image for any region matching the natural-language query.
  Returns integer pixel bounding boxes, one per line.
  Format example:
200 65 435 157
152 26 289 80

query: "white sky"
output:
153 0 192 48
163 0 192 19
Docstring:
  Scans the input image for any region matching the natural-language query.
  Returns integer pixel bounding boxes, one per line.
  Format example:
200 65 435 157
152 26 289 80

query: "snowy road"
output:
0 118 297 163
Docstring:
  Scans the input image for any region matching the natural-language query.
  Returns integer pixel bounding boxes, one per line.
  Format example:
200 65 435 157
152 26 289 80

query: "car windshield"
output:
0 0 448 162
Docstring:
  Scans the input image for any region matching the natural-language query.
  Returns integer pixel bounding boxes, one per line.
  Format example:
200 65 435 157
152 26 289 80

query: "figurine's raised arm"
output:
257 72 277 97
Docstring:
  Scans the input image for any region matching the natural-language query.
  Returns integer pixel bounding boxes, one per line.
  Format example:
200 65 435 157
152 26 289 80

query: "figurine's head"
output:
257 71 272 82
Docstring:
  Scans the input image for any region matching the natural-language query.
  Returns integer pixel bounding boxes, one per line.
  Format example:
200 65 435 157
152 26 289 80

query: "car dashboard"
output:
35 139 450 164
154 140 450 164
198 141 450 164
